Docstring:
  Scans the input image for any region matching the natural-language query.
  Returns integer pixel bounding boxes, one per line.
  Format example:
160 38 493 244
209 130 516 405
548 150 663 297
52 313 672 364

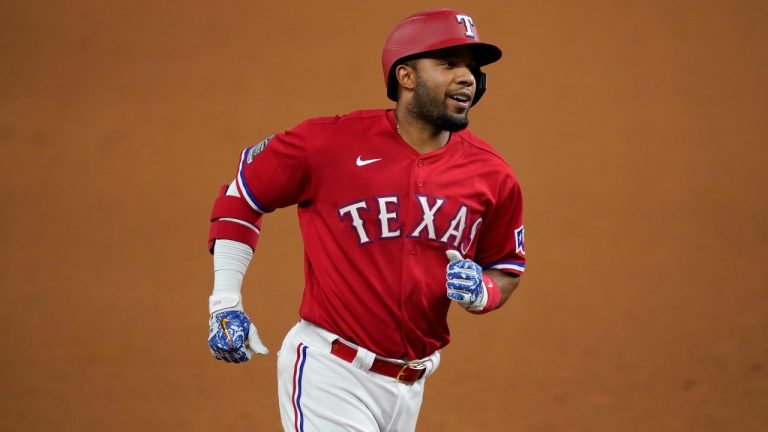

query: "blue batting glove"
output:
208 293 268 363
208 310 256 363
445 250 487 309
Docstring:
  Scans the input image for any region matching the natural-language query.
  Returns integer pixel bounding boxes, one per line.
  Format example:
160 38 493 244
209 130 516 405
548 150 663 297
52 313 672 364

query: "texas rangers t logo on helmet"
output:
456 15 476 38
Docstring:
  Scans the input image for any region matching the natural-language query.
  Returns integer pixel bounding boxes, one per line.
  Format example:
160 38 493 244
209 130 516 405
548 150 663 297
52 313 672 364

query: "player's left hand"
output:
445 250 488 310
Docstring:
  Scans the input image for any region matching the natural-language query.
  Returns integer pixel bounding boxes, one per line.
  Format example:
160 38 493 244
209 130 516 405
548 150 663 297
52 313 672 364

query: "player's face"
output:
408 47 478 132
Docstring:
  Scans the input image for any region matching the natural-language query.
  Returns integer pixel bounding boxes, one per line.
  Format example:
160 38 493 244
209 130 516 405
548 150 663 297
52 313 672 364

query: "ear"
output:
395 63 416 94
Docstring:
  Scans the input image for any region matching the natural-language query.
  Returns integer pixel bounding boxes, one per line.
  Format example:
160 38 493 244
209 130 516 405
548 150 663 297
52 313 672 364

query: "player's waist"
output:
293 320 440 384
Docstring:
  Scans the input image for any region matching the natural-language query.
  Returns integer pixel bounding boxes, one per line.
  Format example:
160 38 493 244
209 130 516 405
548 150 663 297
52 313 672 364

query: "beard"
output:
407 75 470 132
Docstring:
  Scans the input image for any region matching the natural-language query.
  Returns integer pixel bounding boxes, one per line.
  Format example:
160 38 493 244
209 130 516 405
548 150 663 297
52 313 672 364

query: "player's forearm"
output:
484 269 521 308
213 239 253 294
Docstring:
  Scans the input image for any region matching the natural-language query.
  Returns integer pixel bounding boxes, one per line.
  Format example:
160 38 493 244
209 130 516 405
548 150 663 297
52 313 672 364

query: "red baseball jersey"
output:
235 109 525 360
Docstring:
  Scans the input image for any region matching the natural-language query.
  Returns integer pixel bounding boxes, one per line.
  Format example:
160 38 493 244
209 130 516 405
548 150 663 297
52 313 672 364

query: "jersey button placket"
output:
416 159 425 190
409 159 427 256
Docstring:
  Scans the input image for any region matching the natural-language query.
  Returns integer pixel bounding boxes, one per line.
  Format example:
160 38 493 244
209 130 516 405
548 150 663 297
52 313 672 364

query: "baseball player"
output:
206 8 526 431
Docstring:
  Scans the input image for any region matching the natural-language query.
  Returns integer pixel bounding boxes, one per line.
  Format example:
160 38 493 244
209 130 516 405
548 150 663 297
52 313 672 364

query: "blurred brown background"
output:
1 1 766 431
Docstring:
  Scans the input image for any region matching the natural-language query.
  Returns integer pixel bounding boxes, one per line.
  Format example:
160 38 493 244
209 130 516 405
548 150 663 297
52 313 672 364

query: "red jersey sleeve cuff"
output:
488 261 525 275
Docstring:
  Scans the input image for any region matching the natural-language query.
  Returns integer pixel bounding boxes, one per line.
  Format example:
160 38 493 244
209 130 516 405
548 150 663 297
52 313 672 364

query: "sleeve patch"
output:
515 225 525 256
246 135 274 164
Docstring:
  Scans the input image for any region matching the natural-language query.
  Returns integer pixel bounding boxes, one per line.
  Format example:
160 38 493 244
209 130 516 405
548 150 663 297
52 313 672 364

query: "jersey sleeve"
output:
234 122 311 213
474 176 526 275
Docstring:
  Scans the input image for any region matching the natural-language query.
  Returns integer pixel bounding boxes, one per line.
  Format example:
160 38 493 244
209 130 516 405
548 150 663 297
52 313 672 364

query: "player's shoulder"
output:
455 129 513 168
275 109 387 154
456 130 523 196
297 109 387 129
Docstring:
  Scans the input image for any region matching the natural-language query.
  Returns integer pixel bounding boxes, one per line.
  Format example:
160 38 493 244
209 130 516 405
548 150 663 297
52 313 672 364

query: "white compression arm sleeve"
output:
213 239 253 295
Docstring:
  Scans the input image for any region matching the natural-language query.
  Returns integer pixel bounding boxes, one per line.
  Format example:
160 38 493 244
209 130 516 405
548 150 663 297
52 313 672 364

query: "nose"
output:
455 65 476 88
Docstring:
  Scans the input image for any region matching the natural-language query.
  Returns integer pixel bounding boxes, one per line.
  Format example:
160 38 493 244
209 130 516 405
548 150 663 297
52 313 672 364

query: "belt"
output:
330 339 426 384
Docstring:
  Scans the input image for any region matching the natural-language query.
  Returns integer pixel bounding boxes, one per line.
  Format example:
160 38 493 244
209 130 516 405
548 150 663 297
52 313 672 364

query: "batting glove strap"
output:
209 293 241 314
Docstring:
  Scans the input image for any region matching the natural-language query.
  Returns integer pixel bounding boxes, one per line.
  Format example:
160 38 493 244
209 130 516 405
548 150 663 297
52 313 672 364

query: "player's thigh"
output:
276 329 379 431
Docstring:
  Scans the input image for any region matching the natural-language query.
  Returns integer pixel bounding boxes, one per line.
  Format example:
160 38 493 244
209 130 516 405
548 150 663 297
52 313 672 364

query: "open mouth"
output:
449 91 473 107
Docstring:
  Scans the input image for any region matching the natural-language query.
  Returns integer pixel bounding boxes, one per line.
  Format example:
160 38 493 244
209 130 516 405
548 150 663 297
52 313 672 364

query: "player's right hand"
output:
445 250 487 310
207 293 269 363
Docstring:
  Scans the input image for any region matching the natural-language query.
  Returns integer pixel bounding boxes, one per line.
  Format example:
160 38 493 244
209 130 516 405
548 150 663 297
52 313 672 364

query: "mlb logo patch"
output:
514 226 525 255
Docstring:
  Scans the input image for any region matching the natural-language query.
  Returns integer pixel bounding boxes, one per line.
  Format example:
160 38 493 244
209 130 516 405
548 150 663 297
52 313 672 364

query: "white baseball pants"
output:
276 320 440 431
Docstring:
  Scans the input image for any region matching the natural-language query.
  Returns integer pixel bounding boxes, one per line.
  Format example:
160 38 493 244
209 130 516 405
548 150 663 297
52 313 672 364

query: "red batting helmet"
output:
382 8 502 106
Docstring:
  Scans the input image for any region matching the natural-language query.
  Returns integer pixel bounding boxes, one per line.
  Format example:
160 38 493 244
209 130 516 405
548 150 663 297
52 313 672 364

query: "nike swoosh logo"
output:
220 318 235 348
356 156 382 167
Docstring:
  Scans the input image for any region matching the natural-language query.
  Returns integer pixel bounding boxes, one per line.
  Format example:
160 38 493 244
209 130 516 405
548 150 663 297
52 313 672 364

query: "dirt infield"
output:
1 1 767 431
